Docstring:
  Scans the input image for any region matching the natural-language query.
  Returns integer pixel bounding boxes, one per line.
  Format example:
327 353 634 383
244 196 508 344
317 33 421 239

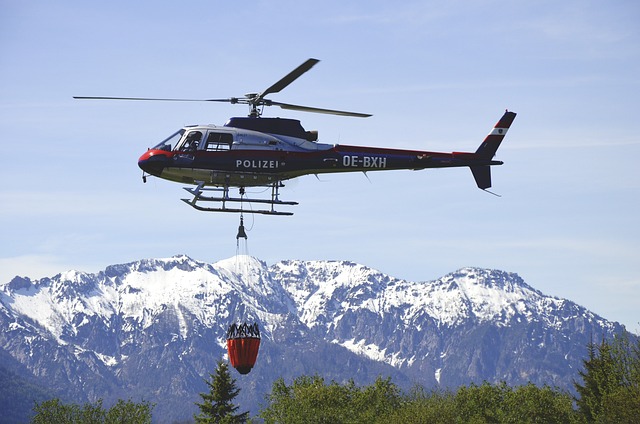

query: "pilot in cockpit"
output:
182 131 202 151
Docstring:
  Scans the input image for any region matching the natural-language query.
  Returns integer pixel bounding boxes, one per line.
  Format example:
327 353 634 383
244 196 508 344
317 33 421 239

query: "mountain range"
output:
0 255 629 422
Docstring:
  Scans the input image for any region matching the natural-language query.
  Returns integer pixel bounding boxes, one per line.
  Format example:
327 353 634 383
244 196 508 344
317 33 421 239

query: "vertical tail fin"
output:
475 110 517 160
471 110 516 190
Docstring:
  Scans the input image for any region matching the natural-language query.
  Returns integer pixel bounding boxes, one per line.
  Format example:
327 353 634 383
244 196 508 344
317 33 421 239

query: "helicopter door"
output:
204 131 233 151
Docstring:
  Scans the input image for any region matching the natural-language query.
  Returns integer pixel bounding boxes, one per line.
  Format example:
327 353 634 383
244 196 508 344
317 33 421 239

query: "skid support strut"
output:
181 181 297 216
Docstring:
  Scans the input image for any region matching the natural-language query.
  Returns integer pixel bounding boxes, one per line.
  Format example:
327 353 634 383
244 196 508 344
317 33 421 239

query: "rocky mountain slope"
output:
0 255 627 422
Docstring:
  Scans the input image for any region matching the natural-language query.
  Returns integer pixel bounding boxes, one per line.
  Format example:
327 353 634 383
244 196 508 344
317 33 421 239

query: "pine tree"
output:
194 360 249 423
575 336 631 422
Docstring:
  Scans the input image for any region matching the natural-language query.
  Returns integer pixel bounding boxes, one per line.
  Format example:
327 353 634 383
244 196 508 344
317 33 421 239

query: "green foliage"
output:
574 332 640 423
383 386 457 423
454 381 510 423
261 376 579 423
106 399 154 423
195 359 249 423
31 398 153 424
504 383 578 423
260 375 401 424
388 382 578 424
32 399 76 424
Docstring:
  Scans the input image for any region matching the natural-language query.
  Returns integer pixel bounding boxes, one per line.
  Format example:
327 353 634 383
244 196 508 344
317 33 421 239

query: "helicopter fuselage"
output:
138 116 506 188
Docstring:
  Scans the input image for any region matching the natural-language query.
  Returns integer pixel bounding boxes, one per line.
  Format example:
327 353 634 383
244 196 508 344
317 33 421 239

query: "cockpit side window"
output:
177 131 203 152
205 132 233 151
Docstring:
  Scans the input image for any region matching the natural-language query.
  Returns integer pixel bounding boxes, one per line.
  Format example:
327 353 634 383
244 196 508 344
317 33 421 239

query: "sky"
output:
1 0 638 332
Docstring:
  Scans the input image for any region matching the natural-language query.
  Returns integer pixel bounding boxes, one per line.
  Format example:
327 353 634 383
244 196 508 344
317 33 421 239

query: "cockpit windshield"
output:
152 129 185 151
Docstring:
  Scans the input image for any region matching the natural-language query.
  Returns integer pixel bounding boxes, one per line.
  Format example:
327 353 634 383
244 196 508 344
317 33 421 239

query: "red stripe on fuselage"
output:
333 144 453 157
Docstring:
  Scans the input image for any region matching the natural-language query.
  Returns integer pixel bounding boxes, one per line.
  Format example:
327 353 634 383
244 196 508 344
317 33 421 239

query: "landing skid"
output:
181 182 298 216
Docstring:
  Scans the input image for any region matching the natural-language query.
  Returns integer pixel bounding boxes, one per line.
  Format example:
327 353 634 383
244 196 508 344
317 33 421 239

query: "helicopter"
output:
75 58 516 216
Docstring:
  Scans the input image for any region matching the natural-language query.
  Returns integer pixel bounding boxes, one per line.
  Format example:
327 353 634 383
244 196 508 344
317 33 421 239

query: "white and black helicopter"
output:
75 58 516 216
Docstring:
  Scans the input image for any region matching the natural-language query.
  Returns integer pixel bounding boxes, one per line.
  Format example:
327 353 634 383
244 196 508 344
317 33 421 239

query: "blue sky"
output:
1 0 638 332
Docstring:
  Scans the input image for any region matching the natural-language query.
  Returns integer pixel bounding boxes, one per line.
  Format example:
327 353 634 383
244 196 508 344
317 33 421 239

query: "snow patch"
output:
336 338 406 367
95 352 118 367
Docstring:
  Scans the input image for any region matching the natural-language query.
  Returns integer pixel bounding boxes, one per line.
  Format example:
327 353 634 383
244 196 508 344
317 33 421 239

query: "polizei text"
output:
236 159 281 169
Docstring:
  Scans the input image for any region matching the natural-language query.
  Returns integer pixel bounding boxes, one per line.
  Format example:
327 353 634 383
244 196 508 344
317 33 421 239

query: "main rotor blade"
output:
272 101 372 118
73 96 233 102
258 58 320 101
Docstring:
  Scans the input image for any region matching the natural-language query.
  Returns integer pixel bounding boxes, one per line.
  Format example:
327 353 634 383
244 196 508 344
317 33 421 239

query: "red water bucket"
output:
226 322 261 375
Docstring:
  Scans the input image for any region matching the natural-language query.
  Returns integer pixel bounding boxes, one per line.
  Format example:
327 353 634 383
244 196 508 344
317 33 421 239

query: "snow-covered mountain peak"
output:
126 254 202 273
49 270 100 301
273 259 397 297
446 267 537 293
423 268 546 325
212 256 293 319
270 259 402 328
57 269 90 282
215 254 265 270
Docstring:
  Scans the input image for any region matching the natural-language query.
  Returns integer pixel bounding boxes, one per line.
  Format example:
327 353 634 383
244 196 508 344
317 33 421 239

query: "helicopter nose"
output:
138 150 169 176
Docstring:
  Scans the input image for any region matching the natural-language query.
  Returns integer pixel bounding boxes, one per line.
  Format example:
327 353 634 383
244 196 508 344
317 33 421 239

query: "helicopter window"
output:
177 131 203 152
205 132 233 151
152 129 185 151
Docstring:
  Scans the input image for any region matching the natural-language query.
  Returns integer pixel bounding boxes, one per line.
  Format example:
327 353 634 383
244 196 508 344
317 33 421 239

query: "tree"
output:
195 359 249 423
575 333 640 423
575 338 618 421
